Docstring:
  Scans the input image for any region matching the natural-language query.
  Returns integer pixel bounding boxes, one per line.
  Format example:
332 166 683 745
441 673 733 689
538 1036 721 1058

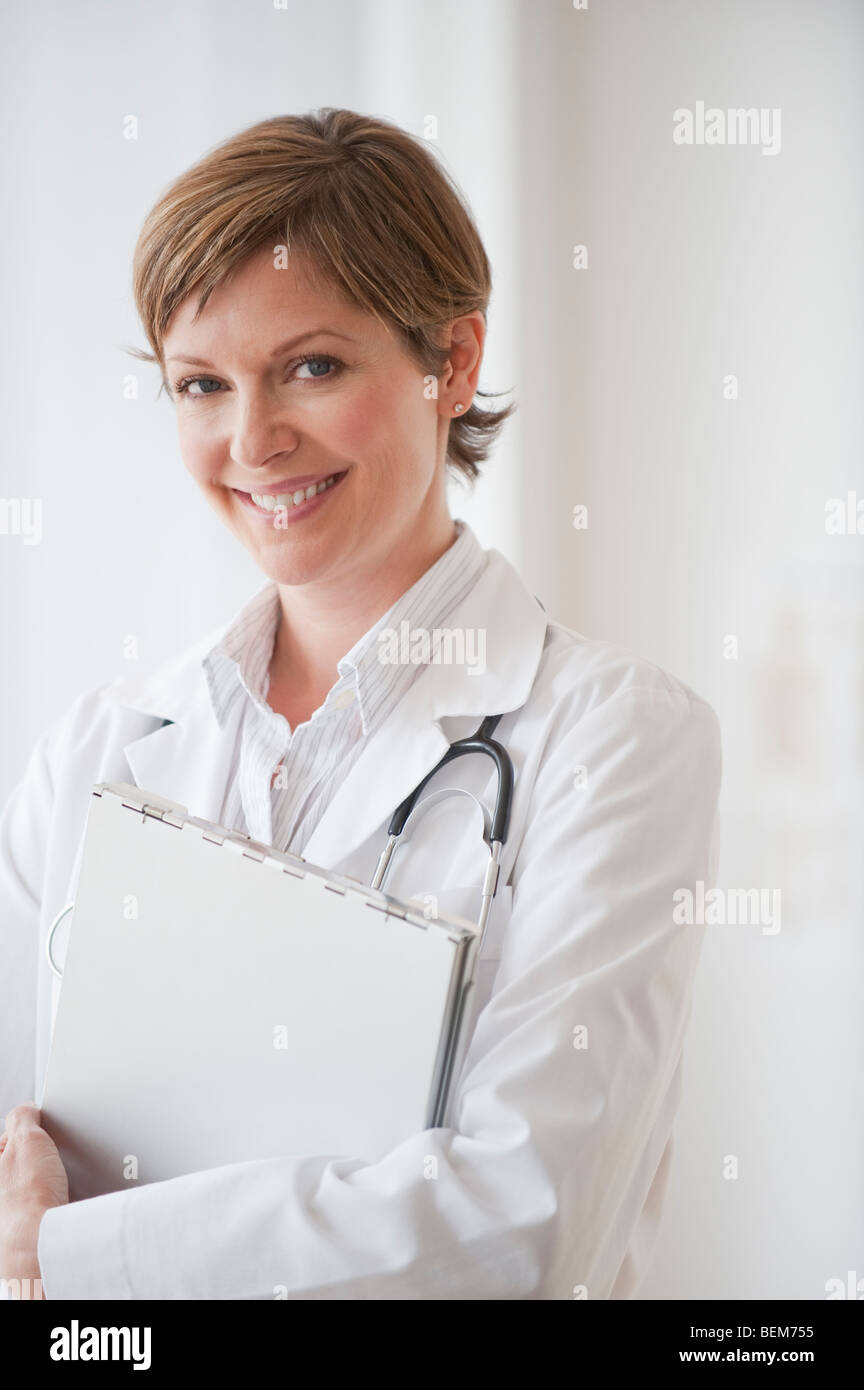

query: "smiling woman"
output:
132 107 512 480
125 109 516 711
155 241 466 607
0 106 722 1304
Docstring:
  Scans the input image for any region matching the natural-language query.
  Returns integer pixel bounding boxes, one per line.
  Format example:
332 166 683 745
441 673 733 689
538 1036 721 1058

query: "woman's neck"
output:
267 515 459 721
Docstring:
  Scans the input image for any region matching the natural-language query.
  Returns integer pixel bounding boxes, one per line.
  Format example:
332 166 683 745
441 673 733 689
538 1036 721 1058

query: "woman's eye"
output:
176 377 222 397
295 355 339 380
172 355 340 399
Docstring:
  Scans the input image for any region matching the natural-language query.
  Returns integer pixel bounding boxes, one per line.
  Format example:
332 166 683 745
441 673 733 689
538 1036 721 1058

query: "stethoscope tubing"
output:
385 714 512 844
370 713 514 950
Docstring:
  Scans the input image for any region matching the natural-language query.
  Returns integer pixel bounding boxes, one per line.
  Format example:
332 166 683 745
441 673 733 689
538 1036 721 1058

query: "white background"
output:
1 0 861 1298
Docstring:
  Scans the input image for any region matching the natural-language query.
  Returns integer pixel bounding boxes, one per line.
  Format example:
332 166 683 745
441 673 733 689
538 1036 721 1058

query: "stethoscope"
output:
46 712 516 978
370 712 514 947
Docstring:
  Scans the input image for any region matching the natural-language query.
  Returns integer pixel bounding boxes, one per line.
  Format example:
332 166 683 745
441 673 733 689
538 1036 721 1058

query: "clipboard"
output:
40 782 480 1202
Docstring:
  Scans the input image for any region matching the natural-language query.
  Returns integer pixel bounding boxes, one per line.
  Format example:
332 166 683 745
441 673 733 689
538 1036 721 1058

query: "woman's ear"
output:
437 311 485 412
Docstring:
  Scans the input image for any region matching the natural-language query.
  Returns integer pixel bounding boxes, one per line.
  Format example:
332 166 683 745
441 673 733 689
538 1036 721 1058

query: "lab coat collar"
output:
301 545 548 868
104 541 548 868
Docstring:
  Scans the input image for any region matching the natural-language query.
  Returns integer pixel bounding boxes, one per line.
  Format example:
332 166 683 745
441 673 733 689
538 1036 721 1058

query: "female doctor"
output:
0 108 721 1300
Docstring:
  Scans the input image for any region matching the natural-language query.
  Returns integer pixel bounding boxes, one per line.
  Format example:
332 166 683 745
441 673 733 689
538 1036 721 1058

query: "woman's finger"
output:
4 1104 40 1131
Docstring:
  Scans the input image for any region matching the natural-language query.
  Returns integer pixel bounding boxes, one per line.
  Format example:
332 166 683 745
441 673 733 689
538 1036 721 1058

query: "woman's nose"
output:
228 387 302 472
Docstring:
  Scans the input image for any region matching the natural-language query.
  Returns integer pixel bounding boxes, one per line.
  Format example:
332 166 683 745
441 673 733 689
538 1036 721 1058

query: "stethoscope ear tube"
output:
386 714 513 845
46 901 75 980
370 714 516 948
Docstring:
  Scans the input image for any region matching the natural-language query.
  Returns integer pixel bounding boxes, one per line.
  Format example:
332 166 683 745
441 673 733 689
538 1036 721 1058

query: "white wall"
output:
1 0 860 1298
513 0 864 1299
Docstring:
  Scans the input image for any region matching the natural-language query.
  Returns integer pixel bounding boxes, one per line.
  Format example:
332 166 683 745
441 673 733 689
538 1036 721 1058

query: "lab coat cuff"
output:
38 1190 133 1300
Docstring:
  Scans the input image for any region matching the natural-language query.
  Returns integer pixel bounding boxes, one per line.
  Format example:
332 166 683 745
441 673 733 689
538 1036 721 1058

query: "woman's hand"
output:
0 1102 69 1298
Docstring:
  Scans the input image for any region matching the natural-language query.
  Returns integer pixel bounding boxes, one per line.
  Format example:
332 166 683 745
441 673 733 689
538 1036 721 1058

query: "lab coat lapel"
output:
121 710 237 824
300 548 548 870
299 689 452 871
105 624 240 824
102 546 548 870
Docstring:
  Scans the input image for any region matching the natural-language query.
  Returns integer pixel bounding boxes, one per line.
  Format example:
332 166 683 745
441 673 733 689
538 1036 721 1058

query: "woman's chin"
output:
242 535 346 589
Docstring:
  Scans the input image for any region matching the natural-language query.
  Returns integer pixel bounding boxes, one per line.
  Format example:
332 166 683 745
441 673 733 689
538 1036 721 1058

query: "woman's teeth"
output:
250 474 340 511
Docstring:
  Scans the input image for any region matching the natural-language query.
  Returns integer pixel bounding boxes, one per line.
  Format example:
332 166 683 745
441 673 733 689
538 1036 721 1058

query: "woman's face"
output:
161 245 479 591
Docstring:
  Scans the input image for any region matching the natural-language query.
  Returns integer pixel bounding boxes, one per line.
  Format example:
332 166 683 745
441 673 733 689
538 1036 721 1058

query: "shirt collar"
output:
104 538 548 736
201 518 487 733
201 581 281 730
334 518 486 734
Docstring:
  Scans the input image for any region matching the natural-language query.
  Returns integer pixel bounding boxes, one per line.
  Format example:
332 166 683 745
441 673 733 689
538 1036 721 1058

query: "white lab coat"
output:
0 542 721 1300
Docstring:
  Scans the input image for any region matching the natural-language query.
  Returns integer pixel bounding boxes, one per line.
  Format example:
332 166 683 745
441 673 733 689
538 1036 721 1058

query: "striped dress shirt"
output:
201 518 487 857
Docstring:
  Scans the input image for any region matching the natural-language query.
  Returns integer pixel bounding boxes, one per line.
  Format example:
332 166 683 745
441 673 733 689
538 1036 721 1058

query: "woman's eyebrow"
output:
165 328 355 368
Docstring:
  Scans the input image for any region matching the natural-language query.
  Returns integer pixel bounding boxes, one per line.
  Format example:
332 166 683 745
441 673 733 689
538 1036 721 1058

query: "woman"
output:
0 108 721 1300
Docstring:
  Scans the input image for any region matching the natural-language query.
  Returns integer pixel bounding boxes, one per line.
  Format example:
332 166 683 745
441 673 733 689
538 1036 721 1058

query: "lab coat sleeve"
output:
37 682 722 1300
0 721 55 1121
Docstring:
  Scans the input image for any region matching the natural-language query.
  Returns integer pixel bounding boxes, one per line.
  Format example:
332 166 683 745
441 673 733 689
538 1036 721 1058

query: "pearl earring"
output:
453 403 465 414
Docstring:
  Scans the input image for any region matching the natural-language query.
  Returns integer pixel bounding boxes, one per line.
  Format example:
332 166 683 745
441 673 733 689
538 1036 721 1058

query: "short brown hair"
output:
130 108 515 483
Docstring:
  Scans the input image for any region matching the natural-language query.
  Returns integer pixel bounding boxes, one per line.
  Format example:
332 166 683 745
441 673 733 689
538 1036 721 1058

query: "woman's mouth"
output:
232 470 349 524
